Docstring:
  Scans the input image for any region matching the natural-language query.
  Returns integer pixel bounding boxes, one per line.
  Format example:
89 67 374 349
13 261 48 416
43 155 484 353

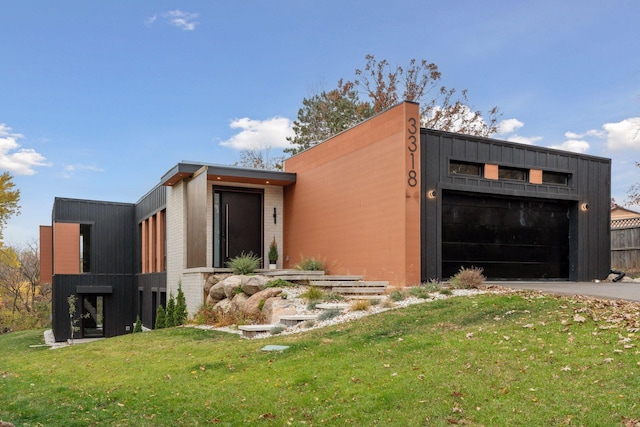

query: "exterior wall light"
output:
427 190 437 199
581 203 589 211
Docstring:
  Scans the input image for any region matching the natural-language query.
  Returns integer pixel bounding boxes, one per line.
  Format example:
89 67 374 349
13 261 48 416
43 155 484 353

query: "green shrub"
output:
269 325 285 335
175 284 188 325
439 288 453 296
299 286 325 302
268 237 278 263
301 319 316 328
165 293 176 328
294 256 324 271
325 292 345 302
318 309 341 321
449 266 485 289
227 252 261 275
133 316 142 333
265 278 295 288
388 289 406 302
155 305 166 329
408 286 432 299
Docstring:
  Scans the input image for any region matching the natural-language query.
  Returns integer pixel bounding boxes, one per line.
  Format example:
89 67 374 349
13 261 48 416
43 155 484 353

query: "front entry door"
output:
215 188 263 267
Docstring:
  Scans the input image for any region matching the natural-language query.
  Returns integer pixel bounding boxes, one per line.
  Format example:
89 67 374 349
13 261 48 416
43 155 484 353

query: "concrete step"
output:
309 279 381 287
278 314 318 327
238 324 278 338
315 303 349 311
331 286 387 294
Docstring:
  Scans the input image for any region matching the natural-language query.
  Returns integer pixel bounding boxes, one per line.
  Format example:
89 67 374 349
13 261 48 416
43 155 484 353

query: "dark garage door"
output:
442 192 570 280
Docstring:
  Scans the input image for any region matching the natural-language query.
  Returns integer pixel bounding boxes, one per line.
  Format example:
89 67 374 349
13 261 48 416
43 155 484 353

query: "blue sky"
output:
1 0 639 245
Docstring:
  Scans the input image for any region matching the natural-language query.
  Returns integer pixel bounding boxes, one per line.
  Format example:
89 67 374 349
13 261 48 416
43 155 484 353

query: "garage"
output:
441 191 571 280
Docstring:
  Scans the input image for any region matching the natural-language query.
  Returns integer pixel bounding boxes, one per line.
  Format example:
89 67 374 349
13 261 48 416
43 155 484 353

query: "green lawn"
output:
2 291 640 426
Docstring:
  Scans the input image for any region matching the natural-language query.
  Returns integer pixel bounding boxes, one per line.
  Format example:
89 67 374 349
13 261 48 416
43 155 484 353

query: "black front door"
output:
81 295 104 338
215 188 263 267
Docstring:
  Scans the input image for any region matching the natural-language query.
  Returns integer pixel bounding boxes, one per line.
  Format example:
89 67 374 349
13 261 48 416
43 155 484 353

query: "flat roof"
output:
160 162 297 187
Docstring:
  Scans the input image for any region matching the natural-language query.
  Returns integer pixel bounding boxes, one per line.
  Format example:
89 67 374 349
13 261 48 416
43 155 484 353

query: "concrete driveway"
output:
489 281 640 303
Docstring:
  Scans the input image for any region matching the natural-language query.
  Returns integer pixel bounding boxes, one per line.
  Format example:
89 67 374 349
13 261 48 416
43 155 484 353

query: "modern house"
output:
40 101 612 342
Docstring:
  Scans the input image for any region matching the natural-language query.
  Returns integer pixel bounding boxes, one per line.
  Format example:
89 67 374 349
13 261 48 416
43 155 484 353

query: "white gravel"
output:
193 287 485 339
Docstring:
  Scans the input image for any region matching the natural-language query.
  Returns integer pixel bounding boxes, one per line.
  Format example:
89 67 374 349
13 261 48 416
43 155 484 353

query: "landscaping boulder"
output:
241 275 269 296
243 288 283 316
214 298 233 313
208 281 226 302
263 297 296 323
222 275 243 299
231 292 250 312
204 274 217 294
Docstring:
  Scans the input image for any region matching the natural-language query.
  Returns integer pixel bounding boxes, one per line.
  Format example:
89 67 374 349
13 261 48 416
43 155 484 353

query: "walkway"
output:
493 281 640 303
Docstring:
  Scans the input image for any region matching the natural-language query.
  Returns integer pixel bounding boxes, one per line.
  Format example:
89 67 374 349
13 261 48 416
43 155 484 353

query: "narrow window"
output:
449 161 483 177
542 171 570 185
498 166 528 181
80 224 91 273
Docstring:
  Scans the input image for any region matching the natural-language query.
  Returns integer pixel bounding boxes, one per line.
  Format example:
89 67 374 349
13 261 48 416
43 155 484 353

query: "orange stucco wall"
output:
39 226 53 284
53 222 80 274
283 102 421 286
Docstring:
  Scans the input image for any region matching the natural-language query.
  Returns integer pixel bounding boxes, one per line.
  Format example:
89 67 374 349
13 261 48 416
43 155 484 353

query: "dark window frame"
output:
498 166 528 182
542 171 571 186
449 160 483 177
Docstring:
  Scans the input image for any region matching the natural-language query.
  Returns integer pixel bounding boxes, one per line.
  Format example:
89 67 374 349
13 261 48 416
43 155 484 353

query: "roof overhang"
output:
160 162 297 187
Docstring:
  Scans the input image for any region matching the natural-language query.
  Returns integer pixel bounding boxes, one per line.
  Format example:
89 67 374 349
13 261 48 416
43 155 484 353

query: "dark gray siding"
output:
53 198 136 273
421 129 611 282
137 272 167 329
135 184 166 222
52 198 137 341
52 274 135 341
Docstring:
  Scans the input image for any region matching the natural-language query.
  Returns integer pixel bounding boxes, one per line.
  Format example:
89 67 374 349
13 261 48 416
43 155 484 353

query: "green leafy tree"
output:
286 55 499 156
175 284 187 326
155 305 166 329
0 172 20 242
165 293 176 328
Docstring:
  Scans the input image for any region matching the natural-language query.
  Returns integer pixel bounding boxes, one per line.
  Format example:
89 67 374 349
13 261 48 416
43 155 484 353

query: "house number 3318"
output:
407 117 418 187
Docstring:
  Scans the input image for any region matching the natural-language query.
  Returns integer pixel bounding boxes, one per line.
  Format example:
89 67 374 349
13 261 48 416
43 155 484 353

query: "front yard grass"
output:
1 291 640 426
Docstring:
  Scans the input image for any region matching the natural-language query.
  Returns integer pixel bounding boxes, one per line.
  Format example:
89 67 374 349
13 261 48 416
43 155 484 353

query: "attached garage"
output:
441 191 570 280
422 127 611 282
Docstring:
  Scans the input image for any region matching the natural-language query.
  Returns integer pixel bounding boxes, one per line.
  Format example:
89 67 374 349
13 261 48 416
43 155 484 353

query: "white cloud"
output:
0 124 49 175
162 10 199 31
603 117 640 151
549 139 590 154
144 15 157 27
220 117 294 150
497 118 524 134
145 10 199 31
495 118 542 145
61 163 104 179
505 135 543 145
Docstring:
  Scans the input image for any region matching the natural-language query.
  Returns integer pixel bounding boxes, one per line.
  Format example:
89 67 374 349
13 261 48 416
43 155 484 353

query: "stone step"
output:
309 280 388 288
238 324 278 338
331 286 387 294
315 303 350 311
278 314 318 327
264 270 325 278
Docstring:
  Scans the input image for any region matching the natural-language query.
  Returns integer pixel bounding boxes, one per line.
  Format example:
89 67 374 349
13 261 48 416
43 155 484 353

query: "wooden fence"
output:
611 219 640 272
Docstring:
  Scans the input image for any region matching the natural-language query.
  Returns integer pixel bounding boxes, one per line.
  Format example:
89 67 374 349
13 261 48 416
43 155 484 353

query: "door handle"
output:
225 204 229 258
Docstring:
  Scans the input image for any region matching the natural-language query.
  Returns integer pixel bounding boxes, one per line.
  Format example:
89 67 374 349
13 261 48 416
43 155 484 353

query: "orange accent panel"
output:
53 222 80 274
530 169 543 184
484 164 499 180
141 219 148 273
39 226 53 284
148 215 155 272
283 102 421 286
157 211 165 272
